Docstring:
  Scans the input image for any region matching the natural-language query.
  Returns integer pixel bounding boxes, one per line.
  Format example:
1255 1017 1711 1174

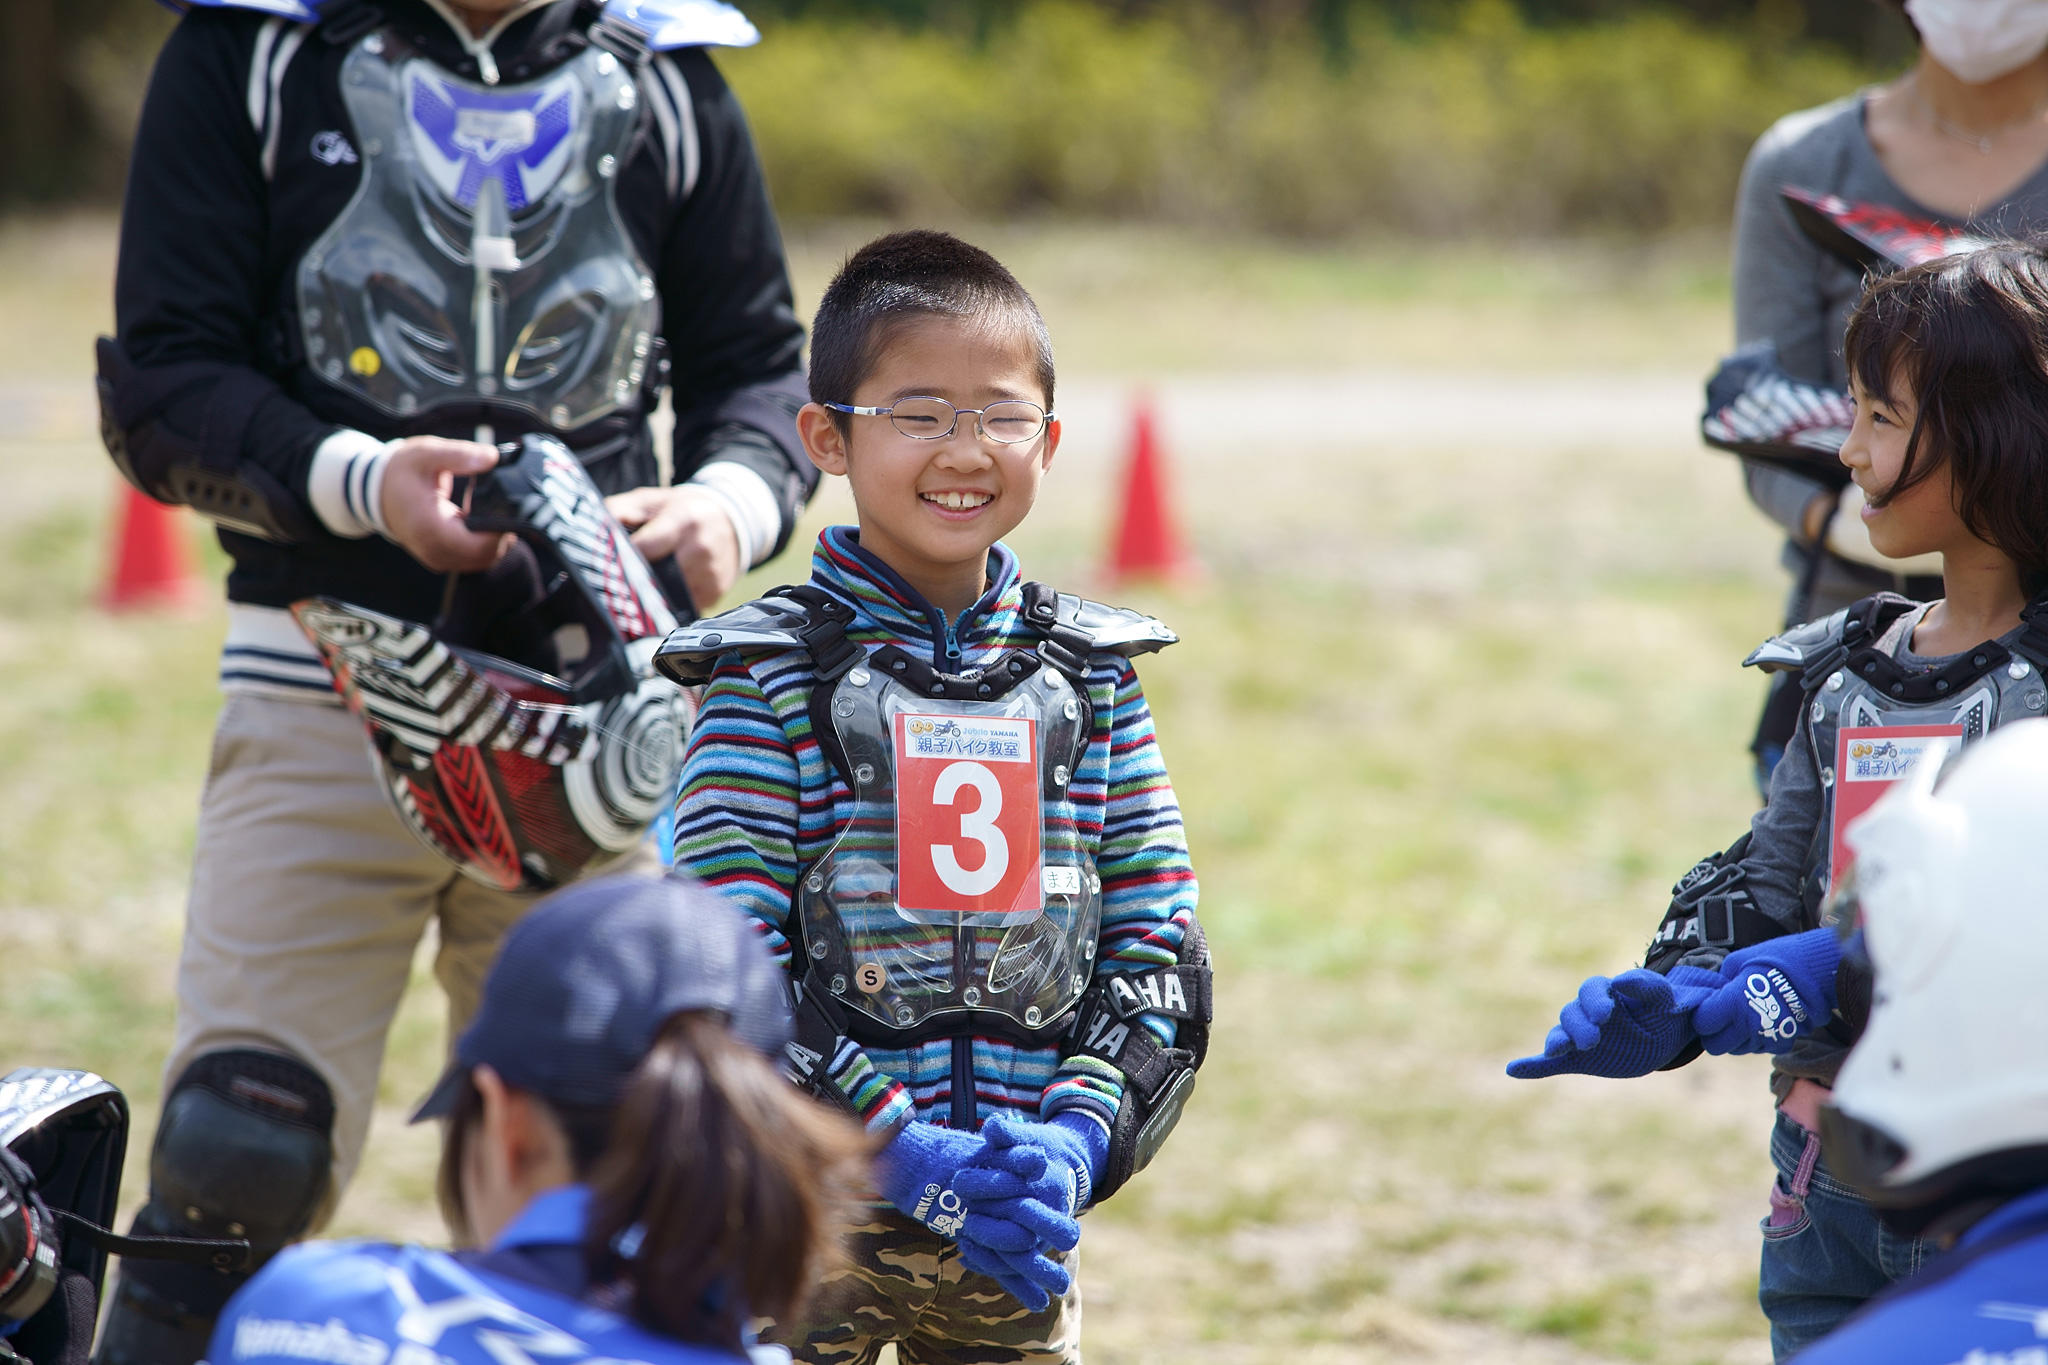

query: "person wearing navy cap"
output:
203 875 871 1365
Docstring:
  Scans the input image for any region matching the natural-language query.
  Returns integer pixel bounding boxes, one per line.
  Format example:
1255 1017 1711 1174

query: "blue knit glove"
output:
964 1113 1107 1214
1506 967 1720 1079
948 1115 1099 1310
953 1143 1073 1310
875 1122 1022 1239
1691 929 1842 1055
955 1235 1063 1312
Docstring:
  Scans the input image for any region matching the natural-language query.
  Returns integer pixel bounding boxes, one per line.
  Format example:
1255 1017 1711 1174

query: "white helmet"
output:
1819 718 2048 1239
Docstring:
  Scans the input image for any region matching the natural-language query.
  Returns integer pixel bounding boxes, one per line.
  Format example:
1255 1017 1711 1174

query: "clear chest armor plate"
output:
801 655 1100 1045
1751 595 2048 893
299 28 658 430
658 585 1181 1046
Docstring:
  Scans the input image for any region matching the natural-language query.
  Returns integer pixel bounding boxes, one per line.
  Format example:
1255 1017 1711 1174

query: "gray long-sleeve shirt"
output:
1731 93 2048 621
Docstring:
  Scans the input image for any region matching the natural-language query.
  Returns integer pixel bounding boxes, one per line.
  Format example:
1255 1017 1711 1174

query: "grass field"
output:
0 212 1791 1363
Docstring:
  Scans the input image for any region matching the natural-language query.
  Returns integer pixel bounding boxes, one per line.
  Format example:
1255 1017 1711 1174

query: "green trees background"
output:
8 0 1910 235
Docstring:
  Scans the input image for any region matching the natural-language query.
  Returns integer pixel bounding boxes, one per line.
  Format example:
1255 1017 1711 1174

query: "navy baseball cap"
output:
411 874 791 1122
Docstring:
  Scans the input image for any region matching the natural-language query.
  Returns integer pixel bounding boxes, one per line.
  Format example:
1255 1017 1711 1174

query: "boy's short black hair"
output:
809 230 1055 422
1845 241 2048 588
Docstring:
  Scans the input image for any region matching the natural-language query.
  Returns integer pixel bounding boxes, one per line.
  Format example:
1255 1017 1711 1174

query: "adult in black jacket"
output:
91 3 814 1362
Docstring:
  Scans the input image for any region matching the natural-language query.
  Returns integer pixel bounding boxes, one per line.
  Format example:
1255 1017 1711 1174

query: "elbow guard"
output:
1064 913 1214 1203
1642 832 1784 976
95 337 316 543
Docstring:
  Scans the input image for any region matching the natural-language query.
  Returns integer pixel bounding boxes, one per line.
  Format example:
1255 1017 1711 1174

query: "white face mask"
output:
1907 0 2048 85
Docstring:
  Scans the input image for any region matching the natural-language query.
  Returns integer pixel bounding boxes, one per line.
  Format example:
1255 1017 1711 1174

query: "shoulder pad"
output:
158 0 324 18
1053 593 1177 656
653 594 812 684
603 0 760 49
1744 608 1850 675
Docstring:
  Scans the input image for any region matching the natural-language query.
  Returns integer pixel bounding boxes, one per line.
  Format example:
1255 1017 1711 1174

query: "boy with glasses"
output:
656 229 1212 1363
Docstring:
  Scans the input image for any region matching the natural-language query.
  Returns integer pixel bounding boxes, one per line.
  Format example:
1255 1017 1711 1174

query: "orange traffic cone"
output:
1104 395 1195 585
101 484 202 611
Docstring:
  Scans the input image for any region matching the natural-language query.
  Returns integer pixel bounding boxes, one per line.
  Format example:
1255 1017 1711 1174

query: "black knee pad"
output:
92 1050 334 1365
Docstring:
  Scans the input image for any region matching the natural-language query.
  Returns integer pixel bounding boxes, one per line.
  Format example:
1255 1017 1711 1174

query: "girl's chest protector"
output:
298 27 659 431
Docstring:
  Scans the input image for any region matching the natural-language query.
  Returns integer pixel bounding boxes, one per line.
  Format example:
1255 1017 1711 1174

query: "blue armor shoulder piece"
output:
157 0 325 20
1054 593 1177 656
603 0 760 49
654 594 813 684
1744 607 1850 675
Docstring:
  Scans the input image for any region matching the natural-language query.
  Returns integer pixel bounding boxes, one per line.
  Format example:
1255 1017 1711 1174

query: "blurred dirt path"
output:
1054 371 1703 462
0 366 1707 530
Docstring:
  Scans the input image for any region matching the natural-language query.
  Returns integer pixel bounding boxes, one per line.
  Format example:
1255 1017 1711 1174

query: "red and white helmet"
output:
294 434 690 891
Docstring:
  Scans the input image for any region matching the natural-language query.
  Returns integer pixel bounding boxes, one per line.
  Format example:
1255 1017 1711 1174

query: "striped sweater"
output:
673 525 1198 1136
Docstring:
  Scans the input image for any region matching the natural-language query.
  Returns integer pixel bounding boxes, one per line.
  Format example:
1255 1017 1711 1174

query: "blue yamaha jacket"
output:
1794 1186 2048 1363
205 1186 760 1364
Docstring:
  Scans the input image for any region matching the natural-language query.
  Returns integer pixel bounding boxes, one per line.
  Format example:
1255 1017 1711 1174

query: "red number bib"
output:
894 712 1043 917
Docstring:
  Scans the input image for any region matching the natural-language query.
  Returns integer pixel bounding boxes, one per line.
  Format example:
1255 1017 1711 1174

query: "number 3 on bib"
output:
895 713 1044 918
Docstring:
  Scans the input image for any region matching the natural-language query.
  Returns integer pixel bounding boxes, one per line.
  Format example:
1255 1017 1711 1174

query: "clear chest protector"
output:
798 654 1102 1045
298 29 659 430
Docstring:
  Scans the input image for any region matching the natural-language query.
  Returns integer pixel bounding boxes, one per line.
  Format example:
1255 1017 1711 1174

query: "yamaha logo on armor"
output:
1109 970 1187 1017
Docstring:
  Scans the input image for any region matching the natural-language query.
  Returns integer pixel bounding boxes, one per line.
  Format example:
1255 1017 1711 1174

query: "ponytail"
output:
582 1012 874 1347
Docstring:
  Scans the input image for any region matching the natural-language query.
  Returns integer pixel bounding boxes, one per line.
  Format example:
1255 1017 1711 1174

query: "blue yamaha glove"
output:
875 1122 1023 1239
1690 929 1842 1055
1506 966 1720 1079
949 1115 1099 1310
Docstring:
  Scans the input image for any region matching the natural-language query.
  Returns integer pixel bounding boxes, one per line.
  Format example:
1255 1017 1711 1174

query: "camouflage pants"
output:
770 1206 1082 1365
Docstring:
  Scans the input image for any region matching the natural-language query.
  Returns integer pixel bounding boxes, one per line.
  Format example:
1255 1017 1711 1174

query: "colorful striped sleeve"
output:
672 654 805 964
1042 660 1199 1130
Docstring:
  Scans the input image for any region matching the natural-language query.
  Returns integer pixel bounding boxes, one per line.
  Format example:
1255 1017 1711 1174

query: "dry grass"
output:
0 212 1783 1363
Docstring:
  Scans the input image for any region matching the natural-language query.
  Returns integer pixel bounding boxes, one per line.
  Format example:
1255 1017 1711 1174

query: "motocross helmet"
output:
294 434 690 892
1818 719 2048 1239
0 1069 127 1330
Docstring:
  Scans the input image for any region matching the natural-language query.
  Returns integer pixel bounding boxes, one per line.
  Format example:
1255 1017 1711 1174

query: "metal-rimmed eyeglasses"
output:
823 396 1055 444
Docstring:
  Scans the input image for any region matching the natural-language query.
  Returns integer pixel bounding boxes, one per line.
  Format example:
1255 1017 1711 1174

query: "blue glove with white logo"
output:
1690 929 1842 1055
949 1116 1099 1310
1506 967 1721 1079
875 1122 1022 1240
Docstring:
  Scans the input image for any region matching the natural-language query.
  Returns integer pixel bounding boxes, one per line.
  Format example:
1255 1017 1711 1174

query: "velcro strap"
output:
1067 996 1186 1102
586 9 652 68
774 585 862 680
1646 886 1780 963
1019 582 1094 683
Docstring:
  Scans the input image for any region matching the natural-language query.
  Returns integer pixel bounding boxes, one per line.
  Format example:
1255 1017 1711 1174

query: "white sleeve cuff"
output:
306 430 398 540
685 461 783 570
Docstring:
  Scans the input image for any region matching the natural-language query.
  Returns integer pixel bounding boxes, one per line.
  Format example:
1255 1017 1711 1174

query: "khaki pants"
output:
163 692 658 1214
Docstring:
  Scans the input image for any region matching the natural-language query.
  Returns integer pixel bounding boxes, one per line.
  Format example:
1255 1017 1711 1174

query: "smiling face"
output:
797 314 1060 614
1842 366 1968 561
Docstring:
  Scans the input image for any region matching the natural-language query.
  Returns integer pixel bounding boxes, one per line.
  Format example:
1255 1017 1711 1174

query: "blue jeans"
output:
1758 1111 1930 1360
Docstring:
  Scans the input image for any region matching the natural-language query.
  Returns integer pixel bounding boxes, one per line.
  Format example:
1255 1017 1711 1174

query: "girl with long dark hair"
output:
206 875 871 1364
